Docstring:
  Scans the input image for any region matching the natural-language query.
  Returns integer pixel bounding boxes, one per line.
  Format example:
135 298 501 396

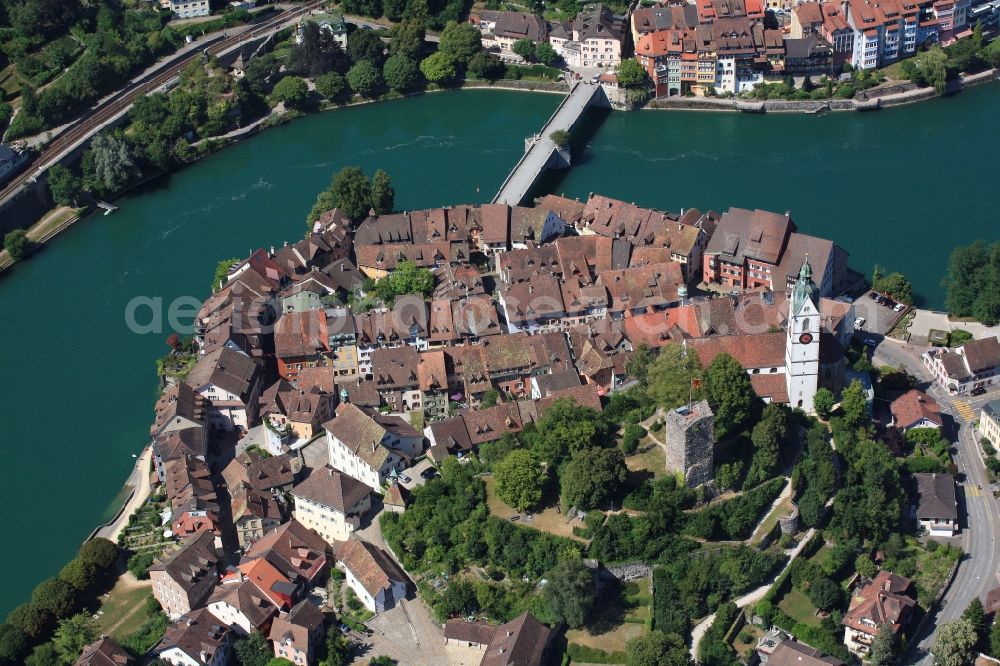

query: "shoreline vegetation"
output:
2 67 997 280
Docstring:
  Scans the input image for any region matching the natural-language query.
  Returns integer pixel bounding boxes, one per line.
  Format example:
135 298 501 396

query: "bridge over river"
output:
492 82 611 206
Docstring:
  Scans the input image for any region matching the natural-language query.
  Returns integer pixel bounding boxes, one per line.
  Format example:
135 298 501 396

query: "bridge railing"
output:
491 82 584 205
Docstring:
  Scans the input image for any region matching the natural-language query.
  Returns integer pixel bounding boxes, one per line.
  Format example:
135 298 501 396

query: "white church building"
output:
785 259 821 413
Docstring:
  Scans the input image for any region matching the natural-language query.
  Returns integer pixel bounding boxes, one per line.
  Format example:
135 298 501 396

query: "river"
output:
0 84 996 618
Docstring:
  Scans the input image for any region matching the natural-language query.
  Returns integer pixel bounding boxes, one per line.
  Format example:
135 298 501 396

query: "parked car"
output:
972 386 987 396
854 317 866 328
399 474 411 484
893 303 906 312
869 292 879 300
865 338 877 347
420 467 438 479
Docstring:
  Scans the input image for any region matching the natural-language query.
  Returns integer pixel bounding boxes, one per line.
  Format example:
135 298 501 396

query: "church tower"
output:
786 257 821 412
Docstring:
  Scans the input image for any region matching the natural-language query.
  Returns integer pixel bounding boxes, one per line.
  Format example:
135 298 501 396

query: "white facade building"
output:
785 259 821 413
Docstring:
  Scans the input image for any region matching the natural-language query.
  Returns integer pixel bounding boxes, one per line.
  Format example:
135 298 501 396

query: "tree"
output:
550 129 570 148
58 558 97 591
370 169 395 214
933 618 978 666
5 603 52 639
840 379 869 430
745 404 788 487
235 630 273 666
705 353 756 437
807 577 842 612
813 387 834 419
328 166 373 222
4 229 29 261
964 597 987 646
291 22 350 77
560 447 627 510
24 642 59 666
542 557 594 628
0 623 29 663
347 60 383 97
625 630 691 666
383 55 419 91
270 76 310 109
420 51 457 83
854 553 877 579
315 72 347 101
268 659 296 666
535 42 557 66
79 538 119 570
990 617 1000 659
390 20 426 59
527 399 610 466
348 29 386 65
31 578 77 618
512 38 536 61
467 51 504 79
54 612 97 664
321 630 352 666
368 658 396 666
872 265 913 305
646 343 703 409
868 623 897 666
48 164 81 206
494 449 546 511
372 260 433 303
83 132 137 196
616 58 648 88
626 343 655 386
438 21 482 64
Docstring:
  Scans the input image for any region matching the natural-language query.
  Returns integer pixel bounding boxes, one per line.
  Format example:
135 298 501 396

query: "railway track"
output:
0 0 324 207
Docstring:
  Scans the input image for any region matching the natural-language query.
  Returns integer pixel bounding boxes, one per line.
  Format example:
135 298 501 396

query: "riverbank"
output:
647 68 999 113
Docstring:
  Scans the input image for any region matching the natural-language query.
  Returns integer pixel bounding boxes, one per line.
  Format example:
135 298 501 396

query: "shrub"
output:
622 424 645 454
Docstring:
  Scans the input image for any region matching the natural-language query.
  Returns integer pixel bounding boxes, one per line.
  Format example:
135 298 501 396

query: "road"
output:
872 340 1000 664
0 0 325 208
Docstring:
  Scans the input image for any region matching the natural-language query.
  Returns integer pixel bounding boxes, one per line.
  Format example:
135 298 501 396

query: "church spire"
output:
791 254 819 316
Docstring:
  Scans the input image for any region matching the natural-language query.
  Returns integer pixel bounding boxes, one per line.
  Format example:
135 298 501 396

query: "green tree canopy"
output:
625 630 692 666
54 612 97 664
329 166 373 222
542 557 594 628
5 602 52 638
83 131 137 196
807 576 842 611
383 54 419 91
269 75 310 110
625 343 655 386
4 229 29 261
495 449 547 511
348 28 386 65
868 623 897 666
933 618 978 666
235 630 273 666
646 343 703 409
48 163 82 206
705 352 756 438
420 51 457 83
347 60 383 97
315 72 347 100
512 38 536 60
31 578 77 617
371 169 395 215
0 623 29 663
390 20 426 59
372 260 433 303
943 240 1000 326
467 50 504 79
535 42 558 65
839 379 869 430
560 447 627 510
526 399 610 466
438 21 482 64
745 403 788 487
24 642 59 666
616 58 648 88
871 265 913 305
58 558 97 591
813 387 835 420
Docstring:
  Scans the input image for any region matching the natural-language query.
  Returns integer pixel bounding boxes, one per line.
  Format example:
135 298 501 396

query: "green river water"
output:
0 85 996 618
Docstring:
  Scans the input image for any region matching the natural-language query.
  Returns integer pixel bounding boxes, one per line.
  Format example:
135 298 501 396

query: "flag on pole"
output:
691 377 702 390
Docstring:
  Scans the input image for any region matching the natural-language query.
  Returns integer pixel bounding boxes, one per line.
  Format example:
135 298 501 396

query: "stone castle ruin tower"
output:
663 400 715 488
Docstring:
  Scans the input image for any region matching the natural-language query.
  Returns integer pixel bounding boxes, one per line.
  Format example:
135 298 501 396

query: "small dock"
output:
97 201 118 215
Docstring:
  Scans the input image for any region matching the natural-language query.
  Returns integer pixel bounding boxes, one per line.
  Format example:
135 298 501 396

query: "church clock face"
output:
798 332 814 345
